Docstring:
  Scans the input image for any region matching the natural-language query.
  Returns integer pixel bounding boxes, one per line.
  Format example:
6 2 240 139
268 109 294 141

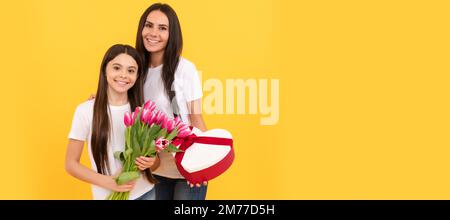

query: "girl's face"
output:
142 10 169 54
105 53 138 95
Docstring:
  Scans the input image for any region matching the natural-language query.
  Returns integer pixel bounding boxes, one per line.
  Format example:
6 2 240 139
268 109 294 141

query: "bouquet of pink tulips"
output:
107 100 192 200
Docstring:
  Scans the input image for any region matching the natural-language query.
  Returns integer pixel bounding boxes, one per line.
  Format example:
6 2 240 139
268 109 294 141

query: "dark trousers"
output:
154 175 207 200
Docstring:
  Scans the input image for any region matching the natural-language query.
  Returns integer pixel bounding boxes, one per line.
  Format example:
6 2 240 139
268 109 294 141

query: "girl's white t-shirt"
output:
68 100 154 200
143 57 203 179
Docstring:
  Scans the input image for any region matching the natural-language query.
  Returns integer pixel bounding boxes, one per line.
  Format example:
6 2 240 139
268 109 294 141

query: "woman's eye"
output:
128 69 135 74
145 23 152 28
160 27 167 31
113 66 120 70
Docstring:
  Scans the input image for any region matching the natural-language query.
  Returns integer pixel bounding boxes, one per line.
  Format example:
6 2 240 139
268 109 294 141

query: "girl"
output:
135 3 208 200
66 44 158 200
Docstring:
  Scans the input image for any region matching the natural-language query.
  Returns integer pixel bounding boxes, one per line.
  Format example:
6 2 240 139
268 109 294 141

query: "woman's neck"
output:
150 50 164 68
107 88 128 106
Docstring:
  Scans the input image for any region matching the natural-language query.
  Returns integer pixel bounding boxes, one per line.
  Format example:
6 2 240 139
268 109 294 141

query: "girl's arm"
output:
65 139 135 192
188 99 207 132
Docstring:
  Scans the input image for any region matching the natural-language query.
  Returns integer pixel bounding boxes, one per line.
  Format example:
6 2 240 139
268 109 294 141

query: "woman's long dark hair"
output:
92 44 144 176
135 3 183 102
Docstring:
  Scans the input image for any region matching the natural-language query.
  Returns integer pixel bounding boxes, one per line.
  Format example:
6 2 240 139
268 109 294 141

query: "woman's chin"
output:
145 45 164 54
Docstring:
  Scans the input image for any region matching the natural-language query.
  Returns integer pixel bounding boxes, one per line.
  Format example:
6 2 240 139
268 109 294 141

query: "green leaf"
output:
116 171 140 185
149 150 157 157
132 149 141 161
141 130 151 156
149 125 161 137
166 129 178 141
156 128 168 138
144 140 156 157
132 131 141 156
137 124 144 142
125 128 131 151
114 151 125 162
114 151 122 160
124 148 133 161
164 144 183 153
135 110 142 126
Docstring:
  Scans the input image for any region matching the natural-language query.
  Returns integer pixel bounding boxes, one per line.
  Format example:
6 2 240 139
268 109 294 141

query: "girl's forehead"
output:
109 53 138 67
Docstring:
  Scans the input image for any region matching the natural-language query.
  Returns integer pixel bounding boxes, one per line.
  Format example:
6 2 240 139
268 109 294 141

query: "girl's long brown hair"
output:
91 44 144 176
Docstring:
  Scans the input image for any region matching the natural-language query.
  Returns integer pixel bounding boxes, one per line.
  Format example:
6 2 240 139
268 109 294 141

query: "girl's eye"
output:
128 69 135 74
145 23 152 28
160 27 167 31
113 66 120 71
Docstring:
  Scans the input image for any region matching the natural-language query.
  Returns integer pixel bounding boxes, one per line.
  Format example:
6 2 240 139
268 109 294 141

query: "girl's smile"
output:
114 78 131 86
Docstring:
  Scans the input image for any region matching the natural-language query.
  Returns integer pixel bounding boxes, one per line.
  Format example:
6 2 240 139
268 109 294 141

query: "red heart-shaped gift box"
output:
174 128 234 184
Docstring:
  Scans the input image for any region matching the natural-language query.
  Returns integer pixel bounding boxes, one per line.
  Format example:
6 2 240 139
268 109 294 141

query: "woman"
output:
66 44 158 200
135 3 208 200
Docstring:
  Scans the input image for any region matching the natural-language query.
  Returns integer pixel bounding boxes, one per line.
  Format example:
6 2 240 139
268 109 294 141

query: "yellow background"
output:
0 0 449 199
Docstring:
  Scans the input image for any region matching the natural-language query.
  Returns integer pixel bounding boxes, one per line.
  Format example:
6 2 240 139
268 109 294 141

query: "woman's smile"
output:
146 37 160 45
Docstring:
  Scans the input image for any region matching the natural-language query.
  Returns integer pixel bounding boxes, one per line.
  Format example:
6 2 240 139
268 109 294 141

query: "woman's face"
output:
142 10 169 55
105 53 138 95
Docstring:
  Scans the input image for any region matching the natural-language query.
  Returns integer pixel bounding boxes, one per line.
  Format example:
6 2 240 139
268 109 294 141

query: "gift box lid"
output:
180 129 233 173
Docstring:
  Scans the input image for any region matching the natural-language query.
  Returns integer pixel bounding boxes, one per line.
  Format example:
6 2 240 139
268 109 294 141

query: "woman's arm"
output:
65 139 135 192
188 99 207 132
187 99 208 187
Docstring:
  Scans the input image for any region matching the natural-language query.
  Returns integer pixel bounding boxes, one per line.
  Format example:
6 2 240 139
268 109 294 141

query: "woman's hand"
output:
187 181 208 188
187 99 208 188
88 94 95 100
135 156 157 171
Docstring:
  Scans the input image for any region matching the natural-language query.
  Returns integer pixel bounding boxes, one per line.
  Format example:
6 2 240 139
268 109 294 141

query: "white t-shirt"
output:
68 100 154 200
143 57 203 179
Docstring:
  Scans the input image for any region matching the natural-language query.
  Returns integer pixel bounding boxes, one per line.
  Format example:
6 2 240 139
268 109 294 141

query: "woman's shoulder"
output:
179 57 198 71
176 57 199 78
179 57 195 67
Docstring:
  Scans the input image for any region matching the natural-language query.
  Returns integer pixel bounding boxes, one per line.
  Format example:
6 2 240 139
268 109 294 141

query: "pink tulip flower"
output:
173 117 182 127
143 100 156 112
161 115 170 129
146 112 156 125
177 124 189 132
131 107 141 122
140 108 151 124
134 107 141 115
155 111 165 125
155 137 170 152
166 120 175 133
124 112 133 127
177 125 191 138
131 112 138 124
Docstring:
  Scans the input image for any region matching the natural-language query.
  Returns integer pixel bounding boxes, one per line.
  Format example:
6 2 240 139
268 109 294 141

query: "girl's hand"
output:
187 181 208 188
103 176 136 192
135 156 156 171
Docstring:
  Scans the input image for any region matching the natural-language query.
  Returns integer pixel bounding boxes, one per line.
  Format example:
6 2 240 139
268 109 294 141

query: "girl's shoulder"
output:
74 99 95 116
